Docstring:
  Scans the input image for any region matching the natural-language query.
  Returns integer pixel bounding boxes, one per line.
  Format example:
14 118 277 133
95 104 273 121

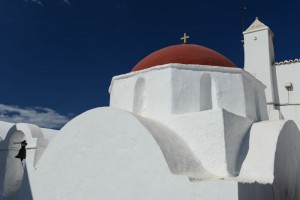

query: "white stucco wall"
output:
270 63 300 125
162 109 253 177
30 107 242 200
275 105 300 126
0 107 293 200
274 62 300 122
275 62 300 104
5 107 274 200
0 122 58 199
242 75 268 121
110 64 267 122
170 68 248 117
239 120 300 199
110 67 172 121
108 64 269 178
0 123 51 199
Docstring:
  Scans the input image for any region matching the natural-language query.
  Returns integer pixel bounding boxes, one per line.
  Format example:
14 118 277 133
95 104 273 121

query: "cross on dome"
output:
180 33 190 44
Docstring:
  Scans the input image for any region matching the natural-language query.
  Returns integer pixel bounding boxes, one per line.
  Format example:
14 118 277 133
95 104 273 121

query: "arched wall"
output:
239 119 300 191
3 130 26 196
0 123 48 197
272 121 300 199
31 107 222 200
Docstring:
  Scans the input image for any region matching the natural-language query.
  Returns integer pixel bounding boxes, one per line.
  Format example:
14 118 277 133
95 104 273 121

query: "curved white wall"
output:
3 130 26 196
32 107 238 200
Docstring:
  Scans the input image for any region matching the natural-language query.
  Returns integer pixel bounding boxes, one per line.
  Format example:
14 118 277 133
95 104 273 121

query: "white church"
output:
1 18 300 200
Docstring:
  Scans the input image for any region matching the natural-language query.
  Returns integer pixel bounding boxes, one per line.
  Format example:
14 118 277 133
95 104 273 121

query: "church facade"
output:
0 18 300 200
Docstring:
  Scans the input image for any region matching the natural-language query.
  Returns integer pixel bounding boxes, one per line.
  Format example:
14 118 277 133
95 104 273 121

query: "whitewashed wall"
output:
110 67 173 121
27 108 275 200
275 62 300 104
239 120 300 199
31 108 238 200
110 64 267 122
273 63 300 125
109 64 268 178
0 123 58 199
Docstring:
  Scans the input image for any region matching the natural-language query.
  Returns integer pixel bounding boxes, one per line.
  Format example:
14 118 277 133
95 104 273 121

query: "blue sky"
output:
0 0 300 128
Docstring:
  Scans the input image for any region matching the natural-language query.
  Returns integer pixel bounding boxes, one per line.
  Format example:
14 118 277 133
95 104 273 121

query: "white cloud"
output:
0 104 70 129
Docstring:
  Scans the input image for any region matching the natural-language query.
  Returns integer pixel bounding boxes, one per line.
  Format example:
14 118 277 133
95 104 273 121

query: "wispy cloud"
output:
62 0 70 5
0 104 70 129
24 0 43 6
31 0 44 6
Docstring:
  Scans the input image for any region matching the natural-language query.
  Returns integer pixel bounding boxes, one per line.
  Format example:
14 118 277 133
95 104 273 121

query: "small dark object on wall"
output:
15 140 27 163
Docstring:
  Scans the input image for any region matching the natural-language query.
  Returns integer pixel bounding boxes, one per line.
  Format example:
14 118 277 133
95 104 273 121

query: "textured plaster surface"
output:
31 108 240 200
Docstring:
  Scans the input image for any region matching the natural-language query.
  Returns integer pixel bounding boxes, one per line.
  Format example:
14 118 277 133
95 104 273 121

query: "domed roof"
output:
132 44 236 72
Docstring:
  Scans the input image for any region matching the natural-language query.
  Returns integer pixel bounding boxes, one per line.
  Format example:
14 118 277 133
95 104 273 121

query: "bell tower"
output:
243 18 275 105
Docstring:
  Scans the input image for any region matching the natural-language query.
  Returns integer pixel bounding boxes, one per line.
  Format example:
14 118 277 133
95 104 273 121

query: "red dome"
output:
132 44 236 71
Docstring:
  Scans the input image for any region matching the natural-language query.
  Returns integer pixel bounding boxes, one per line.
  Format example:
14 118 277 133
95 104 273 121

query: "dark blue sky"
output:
0 0 300 122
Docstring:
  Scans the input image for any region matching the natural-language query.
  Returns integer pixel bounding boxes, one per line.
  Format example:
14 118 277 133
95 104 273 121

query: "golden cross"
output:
180 33 190 44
